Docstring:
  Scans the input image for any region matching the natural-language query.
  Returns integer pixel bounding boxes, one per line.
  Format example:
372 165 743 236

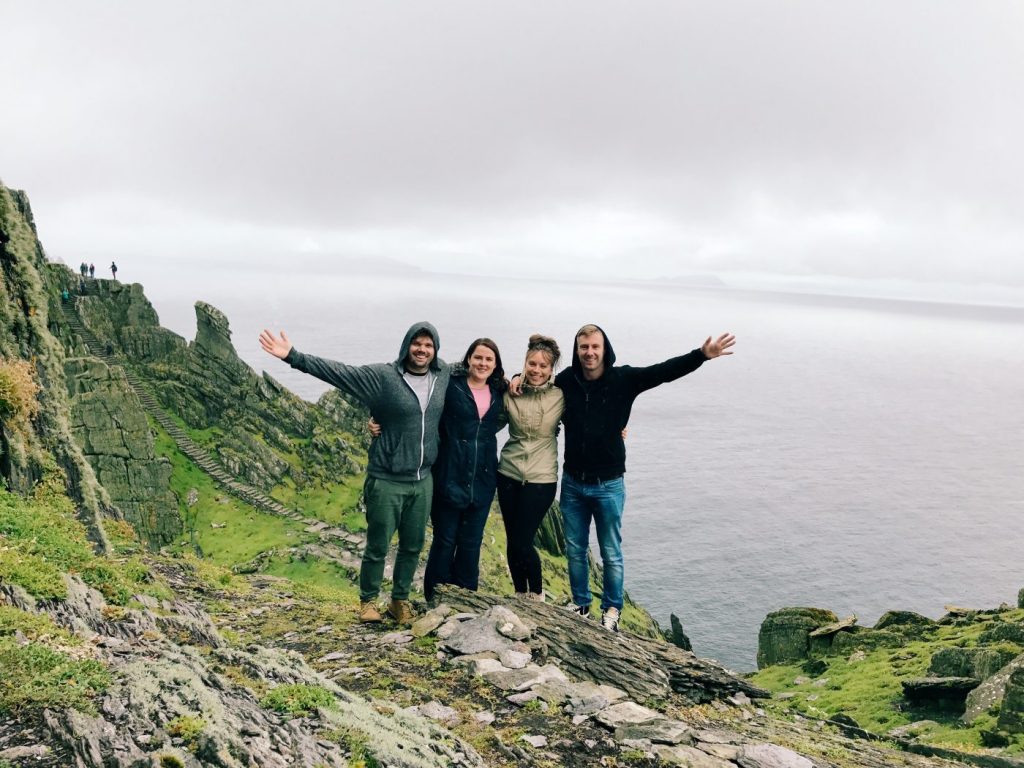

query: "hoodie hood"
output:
570 323 616 377
396 321 442 372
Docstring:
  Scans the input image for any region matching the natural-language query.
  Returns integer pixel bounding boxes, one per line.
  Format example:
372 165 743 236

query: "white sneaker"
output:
566 603 591 618
601 607 620 632
527 591 546 602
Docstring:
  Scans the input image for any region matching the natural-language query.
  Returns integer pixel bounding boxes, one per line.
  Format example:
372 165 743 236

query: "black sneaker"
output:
601 607 620 632
566 603 591 618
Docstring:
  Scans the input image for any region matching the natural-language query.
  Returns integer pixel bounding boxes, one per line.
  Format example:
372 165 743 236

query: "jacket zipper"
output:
462 380 484 505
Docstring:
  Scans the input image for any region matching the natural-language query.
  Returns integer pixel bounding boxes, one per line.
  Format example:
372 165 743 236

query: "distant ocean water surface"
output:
149 269 1024 671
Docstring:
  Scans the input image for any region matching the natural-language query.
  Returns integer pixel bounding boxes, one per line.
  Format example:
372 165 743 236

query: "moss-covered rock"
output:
930 647 1018 680
874 610 935 634
979 621 1024 645
0 185 113 553
757 607 837 668
830 628 905 655
997 667 1024 734
64 358 179 545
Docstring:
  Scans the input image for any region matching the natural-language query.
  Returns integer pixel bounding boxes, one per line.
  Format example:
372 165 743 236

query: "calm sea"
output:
147 268 1024 671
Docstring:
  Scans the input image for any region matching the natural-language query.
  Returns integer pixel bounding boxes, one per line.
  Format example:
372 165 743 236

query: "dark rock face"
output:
64 358 179 545
997 668 1024 734
756 608 837 668
669 613 693 652
902 677 980 714
930 647 1018 681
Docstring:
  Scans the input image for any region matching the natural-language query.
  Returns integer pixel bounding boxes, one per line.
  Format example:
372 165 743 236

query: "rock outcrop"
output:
64 357 178 545
756 607 837 668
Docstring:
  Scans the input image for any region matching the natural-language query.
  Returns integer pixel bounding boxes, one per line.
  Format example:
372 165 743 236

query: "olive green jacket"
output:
497 382 565 484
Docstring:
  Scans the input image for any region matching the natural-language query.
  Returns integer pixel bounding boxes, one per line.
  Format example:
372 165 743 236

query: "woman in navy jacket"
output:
423 338 507 601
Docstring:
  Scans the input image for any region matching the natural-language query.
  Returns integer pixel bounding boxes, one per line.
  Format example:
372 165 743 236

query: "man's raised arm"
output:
631 332 736 393
259 329 383 404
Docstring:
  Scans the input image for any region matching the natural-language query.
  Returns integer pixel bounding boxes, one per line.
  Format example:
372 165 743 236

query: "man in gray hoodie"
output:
259 322 449 625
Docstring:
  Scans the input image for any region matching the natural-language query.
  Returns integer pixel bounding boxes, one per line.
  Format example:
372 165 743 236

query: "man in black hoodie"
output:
556 324 735 632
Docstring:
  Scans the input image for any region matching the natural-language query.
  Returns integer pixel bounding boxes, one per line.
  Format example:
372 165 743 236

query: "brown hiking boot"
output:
359 601 383 623
387 599 415 626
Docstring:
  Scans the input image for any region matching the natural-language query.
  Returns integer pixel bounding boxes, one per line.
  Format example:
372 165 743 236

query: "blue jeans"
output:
560 473 625 611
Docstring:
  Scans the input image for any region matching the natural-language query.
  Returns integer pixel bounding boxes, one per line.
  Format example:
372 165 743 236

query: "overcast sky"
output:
3 2 1024 304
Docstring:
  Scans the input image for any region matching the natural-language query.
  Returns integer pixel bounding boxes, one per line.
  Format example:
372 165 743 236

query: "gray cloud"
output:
3 1 1023 299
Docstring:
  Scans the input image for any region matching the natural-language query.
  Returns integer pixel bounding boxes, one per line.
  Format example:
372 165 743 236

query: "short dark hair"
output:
462 338 506 391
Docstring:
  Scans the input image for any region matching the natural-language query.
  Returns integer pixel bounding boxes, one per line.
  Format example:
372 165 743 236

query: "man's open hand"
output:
701 333 736 359
259 330 293 360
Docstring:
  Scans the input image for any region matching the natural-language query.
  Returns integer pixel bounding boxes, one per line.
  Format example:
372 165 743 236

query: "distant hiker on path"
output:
79 262 87 277
89 263 95 278
259 323 449 626
527 324 735 632
110 262 118 280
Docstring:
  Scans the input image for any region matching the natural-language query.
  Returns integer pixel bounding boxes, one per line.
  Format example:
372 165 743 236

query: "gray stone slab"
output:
498 648 532 669
614 719 694 746
593 701 663 729
654 744 734 767
483 663 567 692
737 743 815 768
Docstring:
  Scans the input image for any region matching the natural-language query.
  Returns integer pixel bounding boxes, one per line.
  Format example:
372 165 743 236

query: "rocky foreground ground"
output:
0 557 983 768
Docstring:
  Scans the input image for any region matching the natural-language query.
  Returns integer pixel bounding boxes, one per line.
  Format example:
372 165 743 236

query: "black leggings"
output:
496 473 556 594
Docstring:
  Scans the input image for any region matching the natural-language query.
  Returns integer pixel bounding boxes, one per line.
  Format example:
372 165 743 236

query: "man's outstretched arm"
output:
259 329 383 403
632 332 736 393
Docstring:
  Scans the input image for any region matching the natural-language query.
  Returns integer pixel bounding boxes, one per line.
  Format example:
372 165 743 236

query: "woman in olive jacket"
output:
496 334 565 600
422 338 507 601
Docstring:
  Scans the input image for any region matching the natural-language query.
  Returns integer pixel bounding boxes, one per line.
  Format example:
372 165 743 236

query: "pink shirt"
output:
470 386 491 419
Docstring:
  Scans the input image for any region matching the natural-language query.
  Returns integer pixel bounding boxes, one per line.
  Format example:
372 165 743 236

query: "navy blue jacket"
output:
433 373 505 508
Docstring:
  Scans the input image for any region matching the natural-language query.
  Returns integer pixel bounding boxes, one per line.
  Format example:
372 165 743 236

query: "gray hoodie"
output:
284 322 449 482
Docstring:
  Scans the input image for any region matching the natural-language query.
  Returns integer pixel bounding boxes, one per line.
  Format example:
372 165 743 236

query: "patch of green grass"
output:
152 420 312 566
0 485 142 604
0 605 76 643
261 683 336 717
262 555 359 602
271 475 364 529
0 638 111 716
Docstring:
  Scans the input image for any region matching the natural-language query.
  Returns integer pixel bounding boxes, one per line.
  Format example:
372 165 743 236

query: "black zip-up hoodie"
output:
554 325 707 482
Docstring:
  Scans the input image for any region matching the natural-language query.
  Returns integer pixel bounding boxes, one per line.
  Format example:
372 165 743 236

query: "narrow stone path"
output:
59 300 366 567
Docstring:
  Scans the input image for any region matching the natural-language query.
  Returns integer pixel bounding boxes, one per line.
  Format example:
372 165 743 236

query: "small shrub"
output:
158 756 186 768
261 684 335 717
166 714 205 744
0 358 40 435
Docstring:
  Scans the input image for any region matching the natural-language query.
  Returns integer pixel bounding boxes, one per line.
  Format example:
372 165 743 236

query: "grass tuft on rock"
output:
261 683 336 717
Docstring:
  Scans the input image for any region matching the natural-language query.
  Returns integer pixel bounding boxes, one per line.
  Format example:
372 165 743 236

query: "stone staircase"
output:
59 300 366 570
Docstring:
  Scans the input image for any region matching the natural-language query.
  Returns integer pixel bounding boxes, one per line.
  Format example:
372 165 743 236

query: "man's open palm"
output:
702 333 736 359
259 330 292 360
